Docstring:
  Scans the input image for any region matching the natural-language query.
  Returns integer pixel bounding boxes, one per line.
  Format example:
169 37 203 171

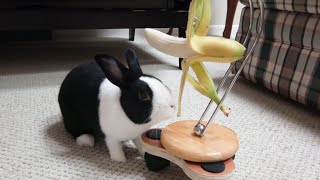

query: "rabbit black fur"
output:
58 49 175 162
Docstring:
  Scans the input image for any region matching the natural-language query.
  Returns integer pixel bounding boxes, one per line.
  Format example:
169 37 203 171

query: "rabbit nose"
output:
170 104 175 109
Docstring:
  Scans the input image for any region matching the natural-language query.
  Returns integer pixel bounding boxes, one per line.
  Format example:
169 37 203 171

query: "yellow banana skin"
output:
189 62 230 116
177 56 237 117
194 0 211 36
191 35 246 57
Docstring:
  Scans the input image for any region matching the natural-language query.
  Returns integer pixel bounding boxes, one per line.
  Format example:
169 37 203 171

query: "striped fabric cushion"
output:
240 0 320 14
233 7 320 110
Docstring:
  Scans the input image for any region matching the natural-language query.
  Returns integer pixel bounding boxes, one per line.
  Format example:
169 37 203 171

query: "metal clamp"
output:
194 0 265 136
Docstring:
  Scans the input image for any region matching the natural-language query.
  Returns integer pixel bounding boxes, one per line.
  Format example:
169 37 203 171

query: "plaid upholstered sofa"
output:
233 0 320 111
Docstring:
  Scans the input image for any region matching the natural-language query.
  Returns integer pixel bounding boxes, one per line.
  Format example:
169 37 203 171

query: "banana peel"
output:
190 35 246 57
186 0 211 39
188 62 230 117
178 60 231 117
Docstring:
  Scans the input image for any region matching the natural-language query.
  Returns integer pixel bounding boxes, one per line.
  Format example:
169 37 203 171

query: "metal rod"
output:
197 63 235 124
199 0 265 136
195 0 255 127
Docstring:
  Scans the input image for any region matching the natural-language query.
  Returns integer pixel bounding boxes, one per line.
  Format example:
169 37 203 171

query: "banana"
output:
144 28 198 58
144 28 246 59
145 0 246 118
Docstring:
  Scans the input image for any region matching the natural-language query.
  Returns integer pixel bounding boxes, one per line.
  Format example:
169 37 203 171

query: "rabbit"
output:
58 48 176 162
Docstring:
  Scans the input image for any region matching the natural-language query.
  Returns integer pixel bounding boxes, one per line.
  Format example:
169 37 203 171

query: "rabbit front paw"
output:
110 151 127 162
106 138 127 162
133 137 145 155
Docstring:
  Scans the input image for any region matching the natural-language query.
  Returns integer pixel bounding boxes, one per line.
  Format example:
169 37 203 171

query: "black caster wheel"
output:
145 152 170 171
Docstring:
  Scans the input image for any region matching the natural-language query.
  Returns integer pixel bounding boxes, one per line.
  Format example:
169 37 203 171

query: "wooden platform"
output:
141 128 236 180
161 120 239 162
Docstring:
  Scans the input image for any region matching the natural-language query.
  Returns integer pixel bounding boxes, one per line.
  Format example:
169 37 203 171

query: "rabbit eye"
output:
139 91 151 101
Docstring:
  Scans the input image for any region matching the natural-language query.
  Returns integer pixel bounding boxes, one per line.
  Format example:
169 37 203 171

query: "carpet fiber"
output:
0 31 319 180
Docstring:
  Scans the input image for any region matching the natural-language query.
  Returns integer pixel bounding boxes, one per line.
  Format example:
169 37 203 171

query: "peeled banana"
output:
144 28 198 58
144 29 245 59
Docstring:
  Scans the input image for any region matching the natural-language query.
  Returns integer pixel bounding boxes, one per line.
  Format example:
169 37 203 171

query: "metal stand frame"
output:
194 0 265 136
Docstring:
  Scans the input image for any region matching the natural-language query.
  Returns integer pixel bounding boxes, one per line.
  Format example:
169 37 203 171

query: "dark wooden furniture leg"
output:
178 27 186 69
223 0 239 39
129 28 135 41
167 28 173 35
178 27 186 40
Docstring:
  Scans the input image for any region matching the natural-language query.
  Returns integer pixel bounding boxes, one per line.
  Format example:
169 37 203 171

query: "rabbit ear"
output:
125 48 143 80
95 54 128 88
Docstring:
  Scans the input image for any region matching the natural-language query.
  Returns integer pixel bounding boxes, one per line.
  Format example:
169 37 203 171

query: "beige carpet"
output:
0 30 319 180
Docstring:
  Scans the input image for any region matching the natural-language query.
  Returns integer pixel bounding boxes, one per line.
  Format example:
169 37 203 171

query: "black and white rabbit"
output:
58 48 176 162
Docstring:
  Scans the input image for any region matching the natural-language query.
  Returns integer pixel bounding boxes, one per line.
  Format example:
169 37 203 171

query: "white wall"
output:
209 0 245 37
211 0 244 25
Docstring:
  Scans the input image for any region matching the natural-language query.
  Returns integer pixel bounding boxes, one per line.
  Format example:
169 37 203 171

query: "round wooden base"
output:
161 120 239 162
141 128 236 180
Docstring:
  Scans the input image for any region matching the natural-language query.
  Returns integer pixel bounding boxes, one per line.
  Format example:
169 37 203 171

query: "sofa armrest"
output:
240 0 320 14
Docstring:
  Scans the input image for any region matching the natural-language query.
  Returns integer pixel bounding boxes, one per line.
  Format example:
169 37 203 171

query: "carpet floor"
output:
0 30 319 180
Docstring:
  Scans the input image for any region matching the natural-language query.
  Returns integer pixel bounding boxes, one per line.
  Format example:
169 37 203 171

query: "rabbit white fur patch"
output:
76 134 95 147
98 76 175 162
